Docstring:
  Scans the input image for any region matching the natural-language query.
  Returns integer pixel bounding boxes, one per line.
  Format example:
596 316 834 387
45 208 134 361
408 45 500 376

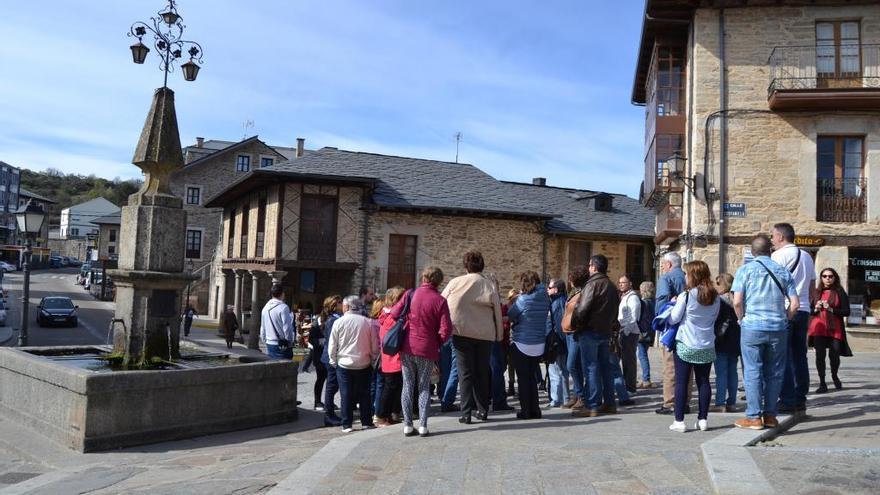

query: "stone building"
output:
204 147 654 327
59 197 119 240
91 214 121 261
0 161 22 244
170 135 304 312
634 0 880 346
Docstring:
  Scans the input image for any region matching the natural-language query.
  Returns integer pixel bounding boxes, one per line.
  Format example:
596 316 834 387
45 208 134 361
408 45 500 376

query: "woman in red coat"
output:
375 287 406 426
808 267 853 393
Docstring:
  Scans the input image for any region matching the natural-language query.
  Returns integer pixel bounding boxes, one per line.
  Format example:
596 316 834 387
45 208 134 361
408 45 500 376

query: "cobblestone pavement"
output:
2 332 878 494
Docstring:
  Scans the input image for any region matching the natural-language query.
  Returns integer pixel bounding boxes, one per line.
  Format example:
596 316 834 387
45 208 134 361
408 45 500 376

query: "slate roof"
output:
500 181 655 238
267 148 552 219
18 188 57 204
207 146 653 236
91 214 121 225
183 137 311 164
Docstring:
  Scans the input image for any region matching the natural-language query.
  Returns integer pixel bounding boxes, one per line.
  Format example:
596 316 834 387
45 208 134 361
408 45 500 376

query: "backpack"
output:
714 298 740 341
637 298 654 344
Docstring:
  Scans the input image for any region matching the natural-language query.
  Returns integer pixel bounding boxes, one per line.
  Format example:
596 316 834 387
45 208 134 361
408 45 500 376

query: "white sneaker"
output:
695 419 708 431
418 426 429 437
341 427 353 433
669 421 687 433
403 425 415 436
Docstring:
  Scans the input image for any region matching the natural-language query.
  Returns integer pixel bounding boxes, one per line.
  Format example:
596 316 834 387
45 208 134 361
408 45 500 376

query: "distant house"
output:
91 214 121 261
18 187 56 248
0 161 22 244
203 146 655 324
169 135 305 312
59 197 119 239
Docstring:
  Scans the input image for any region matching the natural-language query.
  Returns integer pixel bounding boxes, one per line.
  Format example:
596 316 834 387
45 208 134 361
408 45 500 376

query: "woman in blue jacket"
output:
508 271 551 419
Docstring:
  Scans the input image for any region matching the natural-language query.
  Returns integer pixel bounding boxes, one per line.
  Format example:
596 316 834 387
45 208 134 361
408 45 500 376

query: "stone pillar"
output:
248 270 263 350
268 270 287 285
215 270 227 320
232 269 244 327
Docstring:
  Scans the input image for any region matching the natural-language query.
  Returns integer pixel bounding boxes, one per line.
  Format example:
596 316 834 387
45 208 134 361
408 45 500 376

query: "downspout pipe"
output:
718 3 728 275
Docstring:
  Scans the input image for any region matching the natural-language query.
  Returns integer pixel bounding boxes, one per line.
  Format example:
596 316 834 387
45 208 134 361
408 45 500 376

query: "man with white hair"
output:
328 295 379 433
655 251 689 415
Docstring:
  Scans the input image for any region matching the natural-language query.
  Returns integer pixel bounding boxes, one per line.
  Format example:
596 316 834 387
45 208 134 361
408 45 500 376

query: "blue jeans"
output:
566 333 584 401
266 344 293 360
439 340 458 407
714 351 739 406
371 365 383 415
490 342 509 407
609 351 629 402
548 349 570 406
324 362 339 416
637 342 651 382
781 311 810 408
741 329 788 419
578 331 614 409
336 367 373 429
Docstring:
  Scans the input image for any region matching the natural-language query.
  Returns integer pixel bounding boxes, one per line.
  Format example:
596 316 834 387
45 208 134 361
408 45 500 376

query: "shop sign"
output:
866 270 880 282
794 235 824 247
850 257 880 268
723 202 747 218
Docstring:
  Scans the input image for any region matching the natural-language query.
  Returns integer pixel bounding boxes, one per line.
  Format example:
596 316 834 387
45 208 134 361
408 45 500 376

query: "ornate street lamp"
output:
128 0 204 88
15 200 46 347
666 152 696 189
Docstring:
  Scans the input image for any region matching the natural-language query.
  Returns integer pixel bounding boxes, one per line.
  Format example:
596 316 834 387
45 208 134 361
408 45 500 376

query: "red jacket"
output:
393 283 453 362
378 308 402 373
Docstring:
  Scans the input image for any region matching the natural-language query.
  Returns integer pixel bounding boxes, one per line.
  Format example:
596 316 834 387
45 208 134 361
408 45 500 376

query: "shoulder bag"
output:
561 291 581 334
382 290 414 356
268 307 290 350
754 260 790 310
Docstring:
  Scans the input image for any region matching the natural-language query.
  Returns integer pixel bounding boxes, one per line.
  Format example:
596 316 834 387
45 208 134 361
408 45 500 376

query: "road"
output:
3 267 114 346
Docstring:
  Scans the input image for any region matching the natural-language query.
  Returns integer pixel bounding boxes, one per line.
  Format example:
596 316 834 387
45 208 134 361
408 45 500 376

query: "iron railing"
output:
769 44 880 96
817 177 867 223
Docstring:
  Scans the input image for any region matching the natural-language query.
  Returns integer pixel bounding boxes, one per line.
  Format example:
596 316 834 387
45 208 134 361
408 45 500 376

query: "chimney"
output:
532 177 546 186
196 137 204 148
296 137 305 158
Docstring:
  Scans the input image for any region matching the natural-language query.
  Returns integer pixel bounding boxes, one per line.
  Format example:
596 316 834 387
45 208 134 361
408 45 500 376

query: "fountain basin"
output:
0 345 298 452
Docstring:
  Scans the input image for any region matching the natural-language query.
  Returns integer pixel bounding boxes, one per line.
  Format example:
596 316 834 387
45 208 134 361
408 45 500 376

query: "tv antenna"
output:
454 132 463 163
242 119 254 139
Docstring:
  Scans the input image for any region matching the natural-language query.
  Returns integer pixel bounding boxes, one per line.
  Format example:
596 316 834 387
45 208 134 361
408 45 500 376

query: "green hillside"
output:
20 168 142 225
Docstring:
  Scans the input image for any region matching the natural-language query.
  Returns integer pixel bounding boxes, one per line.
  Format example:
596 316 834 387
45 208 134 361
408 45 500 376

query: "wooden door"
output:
387 234 417 289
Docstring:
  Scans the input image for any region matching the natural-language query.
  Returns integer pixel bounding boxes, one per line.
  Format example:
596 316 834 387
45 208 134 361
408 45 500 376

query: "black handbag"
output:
268 307 290 350
382 290 414 355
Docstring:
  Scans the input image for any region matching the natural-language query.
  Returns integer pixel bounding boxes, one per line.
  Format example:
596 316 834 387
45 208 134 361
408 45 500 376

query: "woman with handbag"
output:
507 271 551 419
375 288 405 426
809 268 853 392
393 266 452 437
711 273 741 413
667 261 719 433
310 296 341 412
637 282 656 389
220 305 238 349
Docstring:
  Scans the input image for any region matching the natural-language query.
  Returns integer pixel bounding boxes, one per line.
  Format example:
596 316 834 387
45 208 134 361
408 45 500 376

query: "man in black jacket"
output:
572 254 621 417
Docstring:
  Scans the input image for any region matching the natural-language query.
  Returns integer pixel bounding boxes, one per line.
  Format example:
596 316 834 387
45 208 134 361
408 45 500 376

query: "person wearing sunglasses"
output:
808 268 853 393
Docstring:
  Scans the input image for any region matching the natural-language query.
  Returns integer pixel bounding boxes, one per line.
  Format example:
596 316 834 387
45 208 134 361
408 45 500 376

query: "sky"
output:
1 1 646 197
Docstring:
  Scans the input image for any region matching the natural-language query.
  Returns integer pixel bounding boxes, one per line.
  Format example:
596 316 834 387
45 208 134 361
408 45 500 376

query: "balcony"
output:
768 44 880 111
641 139 684 209
817 177 866 223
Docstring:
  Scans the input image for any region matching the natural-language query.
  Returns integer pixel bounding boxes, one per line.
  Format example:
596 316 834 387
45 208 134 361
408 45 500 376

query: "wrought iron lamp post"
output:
15 200 46 347
128 0 204 87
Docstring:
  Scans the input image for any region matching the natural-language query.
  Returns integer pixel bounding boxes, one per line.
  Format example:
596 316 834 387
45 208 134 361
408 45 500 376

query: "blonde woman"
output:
637 281 656 388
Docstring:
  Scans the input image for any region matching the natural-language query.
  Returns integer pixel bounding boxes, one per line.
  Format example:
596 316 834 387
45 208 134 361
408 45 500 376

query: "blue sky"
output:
1 1 646 197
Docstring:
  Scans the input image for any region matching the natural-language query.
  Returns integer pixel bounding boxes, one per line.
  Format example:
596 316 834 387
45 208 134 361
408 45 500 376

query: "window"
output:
816 21 861 82
388 235 418 289
236 154 251 172
186 230 202 259
240 205 249 258
567 240 592 276
70 228 79 237
299 195 337 261
109 228 117 242
256 194 267 258
260 157 274 168
227 208 235 258
300 270 316 293
655 46 685 116
185 186 201 205
817 136 866 222
108 245 116 255
626 244 648 288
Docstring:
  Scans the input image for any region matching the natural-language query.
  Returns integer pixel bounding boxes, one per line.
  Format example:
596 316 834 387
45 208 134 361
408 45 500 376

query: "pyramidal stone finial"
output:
132 87 184 198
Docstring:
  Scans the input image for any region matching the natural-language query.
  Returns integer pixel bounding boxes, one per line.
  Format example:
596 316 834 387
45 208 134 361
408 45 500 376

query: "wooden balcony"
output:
641 138 685 209
768 44 880 111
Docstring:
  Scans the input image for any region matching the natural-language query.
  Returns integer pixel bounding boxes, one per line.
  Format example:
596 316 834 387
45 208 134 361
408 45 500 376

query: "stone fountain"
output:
0 90 298 453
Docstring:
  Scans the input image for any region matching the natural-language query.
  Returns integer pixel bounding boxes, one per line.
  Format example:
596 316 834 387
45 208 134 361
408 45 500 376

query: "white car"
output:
0 262 15 273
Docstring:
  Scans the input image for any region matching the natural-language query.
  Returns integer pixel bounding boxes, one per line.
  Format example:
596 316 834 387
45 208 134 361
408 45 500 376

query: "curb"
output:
700 413 799 495
0 327 15 347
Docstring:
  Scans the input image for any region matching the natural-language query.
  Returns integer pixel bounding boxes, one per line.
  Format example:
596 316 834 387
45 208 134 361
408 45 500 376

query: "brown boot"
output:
762 415 779 428
561 397 578 409
570 399 585 411
734 417 764 430
597 403 618 415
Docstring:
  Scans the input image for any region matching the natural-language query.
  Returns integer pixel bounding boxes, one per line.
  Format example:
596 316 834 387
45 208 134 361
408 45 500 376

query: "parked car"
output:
49 257 63 268
0 299 6 326
0 261 15 272
60 257 71 266
67 257 83 267
90 276 114 301
36 296 79 327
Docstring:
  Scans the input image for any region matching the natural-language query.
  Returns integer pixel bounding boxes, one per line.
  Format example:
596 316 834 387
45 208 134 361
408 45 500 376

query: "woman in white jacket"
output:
667 260 719 433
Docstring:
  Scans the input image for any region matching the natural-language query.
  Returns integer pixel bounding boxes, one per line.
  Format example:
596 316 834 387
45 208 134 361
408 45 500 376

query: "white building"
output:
59 197 120 239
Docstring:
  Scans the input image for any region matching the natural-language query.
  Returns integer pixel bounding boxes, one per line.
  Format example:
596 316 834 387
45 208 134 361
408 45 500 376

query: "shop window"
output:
848 249 880 326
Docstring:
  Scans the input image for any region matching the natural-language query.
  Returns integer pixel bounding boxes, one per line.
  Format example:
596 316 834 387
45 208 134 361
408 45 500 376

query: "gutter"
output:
718 3 729 275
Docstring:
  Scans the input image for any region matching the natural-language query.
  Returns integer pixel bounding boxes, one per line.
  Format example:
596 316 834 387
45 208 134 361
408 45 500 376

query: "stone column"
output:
215 270 227 320
268 270 288 285
232 269 244 327
248 270 263 349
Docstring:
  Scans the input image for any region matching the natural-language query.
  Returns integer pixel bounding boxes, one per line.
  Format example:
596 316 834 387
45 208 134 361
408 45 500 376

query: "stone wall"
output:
680 5 880 275
48 239 90 260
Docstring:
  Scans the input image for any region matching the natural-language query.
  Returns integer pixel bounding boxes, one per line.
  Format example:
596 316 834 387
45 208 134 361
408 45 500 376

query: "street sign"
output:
723 202 747 218
866 270 880 282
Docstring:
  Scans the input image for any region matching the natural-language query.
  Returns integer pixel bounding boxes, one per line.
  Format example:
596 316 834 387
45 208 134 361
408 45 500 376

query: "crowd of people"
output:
255 222 852 435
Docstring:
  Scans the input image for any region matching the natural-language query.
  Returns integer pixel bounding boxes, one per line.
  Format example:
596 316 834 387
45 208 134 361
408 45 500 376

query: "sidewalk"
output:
1 347 878 494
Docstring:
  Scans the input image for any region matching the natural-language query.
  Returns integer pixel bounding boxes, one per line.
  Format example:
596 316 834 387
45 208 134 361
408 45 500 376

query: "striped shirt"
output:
731 256 797 332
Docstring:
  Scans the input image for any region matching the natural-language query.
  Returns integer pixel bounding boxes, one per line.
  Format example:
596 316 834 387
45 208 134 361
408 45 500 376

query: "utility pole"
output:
454 132 462 163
